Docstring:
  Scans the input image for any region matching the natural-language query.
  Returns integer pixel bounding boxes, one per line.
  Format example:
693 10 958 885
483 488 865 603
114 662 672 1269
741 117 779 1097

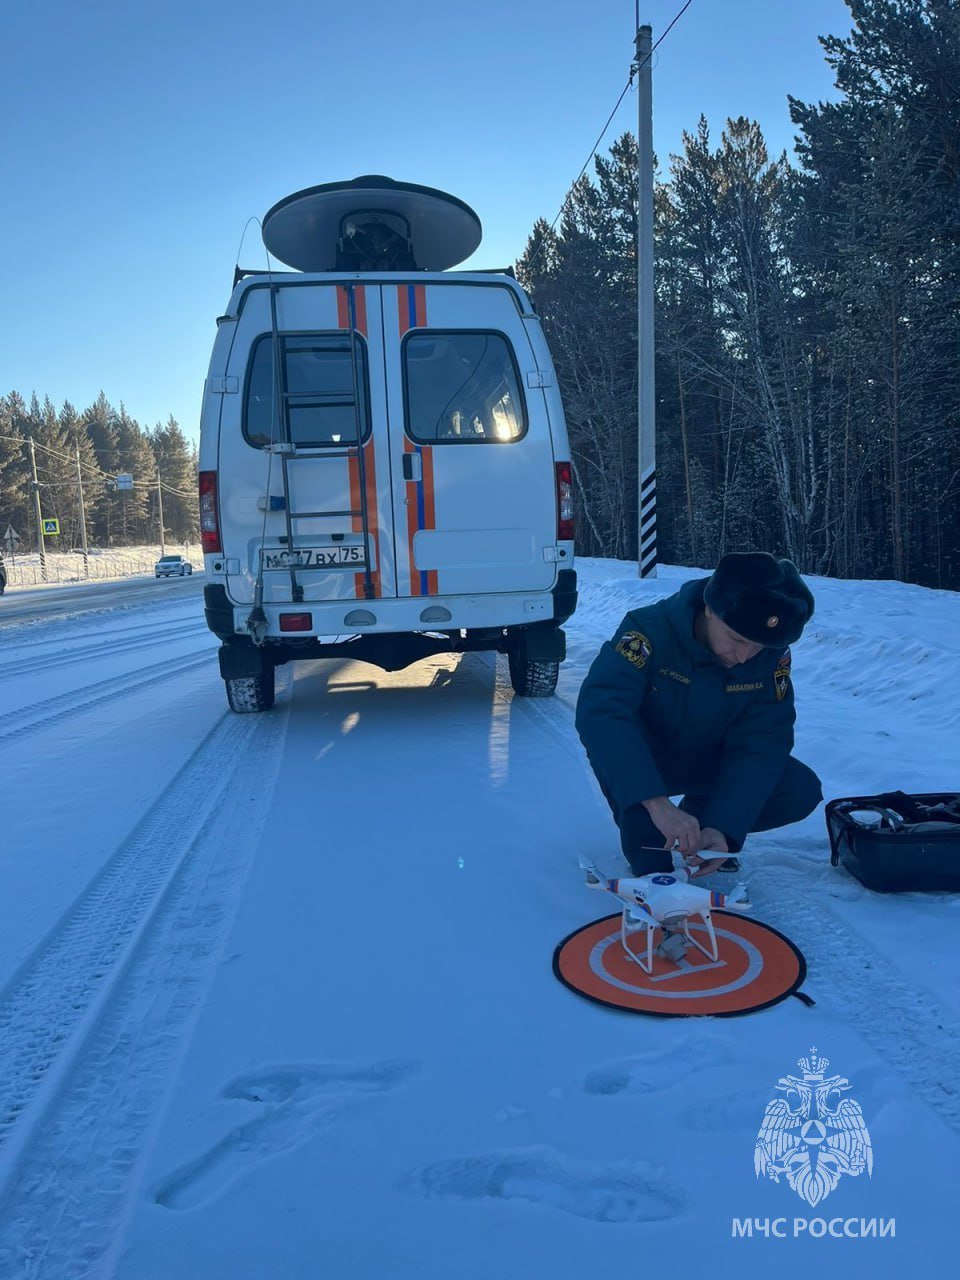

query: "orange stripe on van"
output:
349 440 381 599
337 285 368 335
404 438 420 595
348 452 363 597
398 285 435 593
421 445 438 595
361 438 381 599
338 285 375 597
403 439 438 597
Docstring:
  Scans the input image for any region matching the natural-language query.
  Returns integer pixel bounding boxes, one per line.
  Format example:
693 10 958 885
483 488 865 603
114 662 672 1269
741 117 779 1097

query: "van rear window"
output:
244 333 371 448
403 332 526 444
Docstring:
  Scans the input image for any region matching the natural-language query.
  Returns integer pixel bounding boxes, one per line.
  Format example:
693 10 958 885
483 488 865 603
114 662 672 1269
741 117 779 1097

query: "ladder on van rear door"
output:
266 282 376 604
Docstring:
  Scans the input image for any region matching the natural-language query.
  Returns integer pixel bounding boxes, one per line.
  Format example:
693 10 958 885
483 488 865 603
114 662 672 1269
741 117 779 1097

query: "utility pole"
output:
156 463 166 555
74 441 89 578
636 22 657 578
27 436 47 582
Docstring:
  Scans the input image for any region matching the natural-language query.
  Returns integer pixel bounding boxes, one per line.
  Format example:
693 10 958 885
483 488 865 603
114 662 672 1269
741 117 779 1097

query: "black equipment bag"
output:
826 791 960 892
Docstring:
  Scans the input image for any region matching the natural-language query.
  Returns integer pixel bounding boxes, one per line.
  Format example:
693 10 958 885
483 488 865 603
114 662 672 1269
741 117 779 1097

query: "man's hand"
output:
684 826 730 878
642 796 701 855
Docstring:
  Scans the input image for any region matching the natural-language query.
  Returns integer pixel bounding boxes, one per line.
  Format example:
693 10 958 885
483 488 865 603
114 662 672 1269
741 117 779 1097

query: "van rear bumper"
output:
552 569 577 622
203 572 577 641
204 584 237 638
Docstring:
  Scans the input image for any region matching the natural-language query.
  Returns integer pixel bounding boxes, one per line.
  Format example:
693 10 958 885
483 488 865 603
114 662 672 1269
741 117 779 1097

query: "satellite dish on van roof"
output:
261 176 483 273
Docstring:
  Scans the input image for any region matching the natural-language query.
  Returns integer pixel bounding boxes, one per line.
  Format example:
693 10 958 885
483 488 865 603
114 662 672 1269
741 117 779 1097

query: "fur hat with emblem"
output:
703 552 814 647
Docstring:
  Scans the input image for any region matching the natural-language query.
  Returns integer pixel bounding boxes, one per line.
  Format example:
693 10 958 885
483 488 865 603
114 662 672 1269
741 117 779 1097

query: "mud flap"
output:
218 641 271 681
514 625 566 665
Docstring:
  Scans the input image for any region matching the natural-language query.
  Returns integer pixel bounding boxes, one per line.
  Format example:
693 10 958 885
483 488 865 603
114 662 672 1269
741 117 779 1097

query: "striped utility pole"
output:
636 22 657 578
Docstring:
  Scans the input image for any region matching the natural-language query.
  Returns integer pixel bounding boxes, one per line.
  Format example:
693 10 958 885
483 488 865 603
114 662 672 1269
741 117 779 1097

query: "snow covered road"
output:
0 563 957 1278
0 574 203 629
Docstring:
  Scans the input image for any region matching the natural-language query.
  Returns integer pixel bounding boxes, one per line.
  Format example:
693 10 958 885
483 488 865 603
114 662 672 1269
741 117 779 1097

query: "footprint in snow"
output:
156 1058 417 1210
224 1059 414 1104
400 1145 683 1223
583 1030 739 1096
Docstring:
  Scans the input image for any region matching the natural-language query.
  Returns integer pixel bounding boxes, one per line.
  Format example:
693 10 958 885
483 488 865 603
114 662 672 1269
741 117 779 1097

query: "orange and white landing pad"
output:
554 911 807 1017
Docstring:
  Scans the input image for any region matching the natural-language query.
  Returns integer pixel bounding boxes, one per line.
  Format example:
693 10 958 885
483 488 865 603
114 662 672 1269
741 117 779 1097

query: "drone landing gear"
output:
620 906 720 974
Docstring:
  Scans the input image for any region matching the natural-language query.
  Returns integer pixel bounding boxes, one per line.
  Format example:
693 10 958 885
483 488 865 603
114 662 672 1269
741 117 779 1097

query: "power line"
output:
551 74 637 235
531 0 696 254
0 431 196 497
648 0 694 59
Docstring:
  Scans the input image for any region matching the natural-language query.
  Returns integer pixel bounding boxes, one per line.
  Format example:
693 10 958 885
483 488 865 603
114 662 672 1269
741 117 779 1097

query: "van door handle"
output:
402 452 422 482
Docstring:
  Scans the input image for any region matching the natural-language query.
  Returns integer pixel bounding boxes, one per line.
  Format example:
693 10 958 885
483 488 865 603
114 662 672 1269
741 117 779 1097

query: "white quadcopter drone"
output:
579 855 751 974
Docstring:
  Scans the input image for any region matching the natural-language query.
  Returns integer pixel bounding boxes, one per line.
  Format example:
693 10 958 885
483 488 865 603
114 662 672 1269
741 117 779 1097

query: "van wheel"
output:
508 651 559 698
224 667 275 713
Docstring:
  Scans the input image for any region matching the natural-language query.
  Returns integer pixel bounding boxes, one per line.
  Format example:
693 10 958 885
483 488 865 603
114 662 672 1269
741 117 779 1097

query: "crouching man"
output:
575 552 822 877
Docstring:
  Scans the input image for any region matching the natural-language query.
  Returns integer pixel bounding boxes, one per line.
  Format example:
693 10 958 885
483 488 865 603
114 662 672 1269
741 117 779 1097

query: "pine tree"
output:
518 139 640 559
59 401 106 553
656 117 742 565
790 0 960 586
115 406 154 542
82 392 121 544
149 418 198 543
0 394 31 548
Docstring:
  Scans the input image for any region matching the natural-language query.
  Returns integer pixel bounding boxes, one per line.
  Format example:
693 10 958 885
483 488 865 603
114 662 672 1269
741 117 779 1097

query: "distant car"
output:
155 554 193 578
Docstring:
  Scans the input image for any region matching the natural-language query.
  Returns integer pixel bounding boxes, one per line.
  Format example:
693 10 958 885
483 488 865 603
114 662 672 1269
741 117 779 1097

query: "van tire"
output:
508 651 559 698
224 668 275 713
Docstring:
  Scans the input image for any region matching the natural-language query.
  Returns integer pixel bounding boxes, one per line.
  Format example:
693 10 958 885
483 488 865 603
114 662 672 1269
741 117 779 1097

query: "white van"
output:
198 177 577 712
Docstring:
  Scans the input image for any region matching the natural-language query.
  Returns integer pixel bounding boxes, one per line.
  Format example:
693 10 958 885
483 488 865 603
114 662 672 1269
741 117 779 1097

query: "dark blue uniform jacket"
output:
575 578 796 848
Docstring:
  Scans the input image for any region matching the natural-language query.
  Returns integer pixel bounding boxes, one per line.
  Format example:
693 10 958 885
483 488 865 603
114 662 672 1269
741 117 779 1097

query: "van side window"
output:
244 333 371 448
403 331 526 444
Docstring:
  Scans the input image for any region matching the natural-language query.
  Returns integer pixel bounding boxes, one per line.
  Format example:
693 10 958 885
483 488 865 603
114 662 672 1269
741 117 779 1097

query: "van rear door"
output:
220 280 397 606
380 281 559 599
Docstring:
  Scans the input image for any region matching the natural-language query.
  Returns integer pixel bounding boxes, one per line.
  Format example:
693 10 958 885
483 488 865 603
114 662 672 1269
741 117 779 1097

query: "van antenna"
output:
234 216 263 271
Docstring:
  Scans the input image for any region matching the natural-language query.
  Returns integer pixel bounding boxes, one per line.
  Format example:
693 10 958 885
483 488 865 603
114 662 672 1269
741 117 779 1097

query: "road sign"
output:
42 518 60 536
116 473 134 490
3 524 20 553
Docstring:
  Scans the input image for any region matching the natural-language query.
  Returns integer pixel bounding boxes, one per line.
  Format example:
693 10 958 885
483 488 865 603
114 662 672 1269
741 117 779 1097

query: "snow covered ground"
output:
0 558 956 1279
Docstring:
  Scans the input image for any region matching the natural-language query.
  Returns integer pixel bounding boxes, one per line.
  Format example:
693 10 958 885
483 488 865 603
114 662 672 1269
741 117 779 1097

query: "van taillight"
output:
199 471 221 554
556 462 574 542
280 613 313 632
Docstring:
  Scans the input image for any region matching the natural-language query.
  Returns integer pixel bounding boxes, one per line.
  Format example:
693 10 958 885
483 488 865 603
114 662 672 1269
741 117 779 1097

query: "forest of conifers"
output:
518 0 959 589
0 391 198 548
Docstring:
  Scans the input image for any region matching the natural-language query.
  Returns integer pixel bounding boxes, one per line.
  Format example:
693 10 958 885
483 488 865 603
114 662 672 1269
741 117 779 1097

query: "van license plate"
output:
261 546 366 570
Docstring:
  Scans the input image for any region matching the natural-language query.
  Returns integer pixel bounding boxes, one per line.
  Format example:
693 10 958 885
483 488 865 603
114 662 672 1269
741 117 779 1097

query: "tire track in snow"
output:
711 857 960 1132
0 673 291 1278
0 647 215 744
748 867 960 1134
0 706 257 1159
0 621 203 682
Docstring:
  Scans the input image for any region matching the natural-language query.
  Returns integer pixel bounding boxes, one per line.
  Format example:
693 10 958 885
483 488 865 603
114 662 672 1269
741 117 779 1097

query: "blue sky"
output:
2 0 852 445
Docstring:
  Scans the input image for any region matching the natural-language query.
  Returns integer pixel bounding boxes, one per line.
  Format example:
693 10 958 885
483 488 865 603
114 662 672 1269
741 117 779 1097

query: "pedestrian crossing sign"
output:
42 518 60 536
